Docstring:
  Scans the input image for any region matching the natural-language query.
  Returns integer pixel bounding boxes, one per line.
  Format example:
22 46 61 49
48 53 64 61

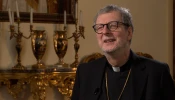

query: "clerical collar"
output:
112 66 120 72
106 50 132 72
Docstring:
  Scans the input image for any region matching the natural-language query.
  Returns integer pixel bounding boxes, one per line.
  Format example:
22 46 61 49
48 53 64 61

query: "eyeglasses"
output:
92 21 129 34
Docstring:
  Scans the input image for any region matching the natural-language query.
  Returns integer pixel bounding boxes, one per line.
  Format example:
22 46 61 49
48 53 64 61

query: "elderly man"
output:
71 4 175 100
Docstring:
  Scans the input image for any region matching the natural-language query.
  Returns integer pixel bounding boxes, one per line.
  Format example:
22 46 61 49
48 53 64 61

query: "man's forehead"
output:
96 11 122 23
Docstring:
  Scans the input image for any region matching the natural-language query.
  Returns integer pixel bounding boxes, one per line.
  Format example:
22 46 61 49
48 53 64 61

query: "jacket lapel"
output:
130 52 148 100
90 56 107 100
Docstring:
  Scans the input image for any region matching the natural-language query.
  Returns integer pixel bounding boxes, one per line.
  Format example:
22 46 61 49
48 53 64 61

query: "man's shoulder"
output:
138 56 167 65
78 57 106 71
78 56 106 69
137 56 169 70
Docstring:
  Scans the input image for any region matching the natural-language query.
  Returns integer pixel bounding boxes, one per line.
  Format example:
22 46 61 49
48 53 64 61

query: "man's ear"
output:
127 27 133 41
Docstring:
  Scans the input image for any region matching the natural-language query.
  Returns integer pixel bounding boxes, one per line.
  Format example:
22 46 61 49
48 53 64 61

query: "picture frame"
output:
0 0 76 24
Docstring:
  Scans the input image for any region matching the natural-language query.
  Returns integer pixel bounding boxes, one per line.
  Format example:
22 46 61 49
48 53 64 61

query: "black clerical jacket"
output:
71 51 175 100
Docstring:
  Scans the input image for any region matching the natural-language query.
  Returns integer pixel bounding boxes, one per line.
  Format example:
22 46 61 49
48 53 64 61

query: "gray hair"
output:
93 4 134 32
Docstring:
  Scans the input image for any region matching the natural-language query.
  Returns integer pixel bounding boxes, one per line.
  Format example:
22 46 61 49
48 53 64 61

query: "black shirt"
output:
98 55 132 100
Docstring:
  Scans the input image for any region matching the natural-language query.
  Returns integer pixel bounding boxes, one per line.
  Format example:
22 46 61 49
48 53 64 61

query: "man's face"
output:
95 11 132 53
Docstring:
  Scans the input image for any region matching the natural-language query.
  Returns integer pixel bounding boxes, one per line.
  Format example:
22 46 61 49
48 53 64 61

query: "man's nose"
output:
101 25 110 34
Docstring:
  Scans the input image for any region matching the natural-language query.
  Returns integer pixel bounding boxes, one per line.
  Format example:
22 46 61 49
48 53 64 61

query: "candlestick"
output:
15 0 20 18
30 8 33 25
64 10 66 27
8 8 12 25
75 3 78 19
79 10 83 26
11 11 14 25
9 14 33 70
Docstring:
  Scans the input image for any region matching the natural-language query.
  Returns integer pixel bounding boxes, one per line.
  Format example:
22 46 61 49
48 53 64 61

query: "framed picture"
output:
0 0 77 24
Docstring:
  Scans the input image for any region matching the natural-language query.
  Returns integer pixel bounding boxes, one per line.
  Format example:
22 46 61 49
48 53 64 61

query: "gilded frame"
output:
0 0 76 24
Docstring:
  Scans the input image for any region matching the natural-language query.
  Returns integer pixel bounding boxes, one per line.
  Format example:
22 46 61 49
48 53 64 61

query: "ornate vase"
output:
53 30 68 67
31 30 47 69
